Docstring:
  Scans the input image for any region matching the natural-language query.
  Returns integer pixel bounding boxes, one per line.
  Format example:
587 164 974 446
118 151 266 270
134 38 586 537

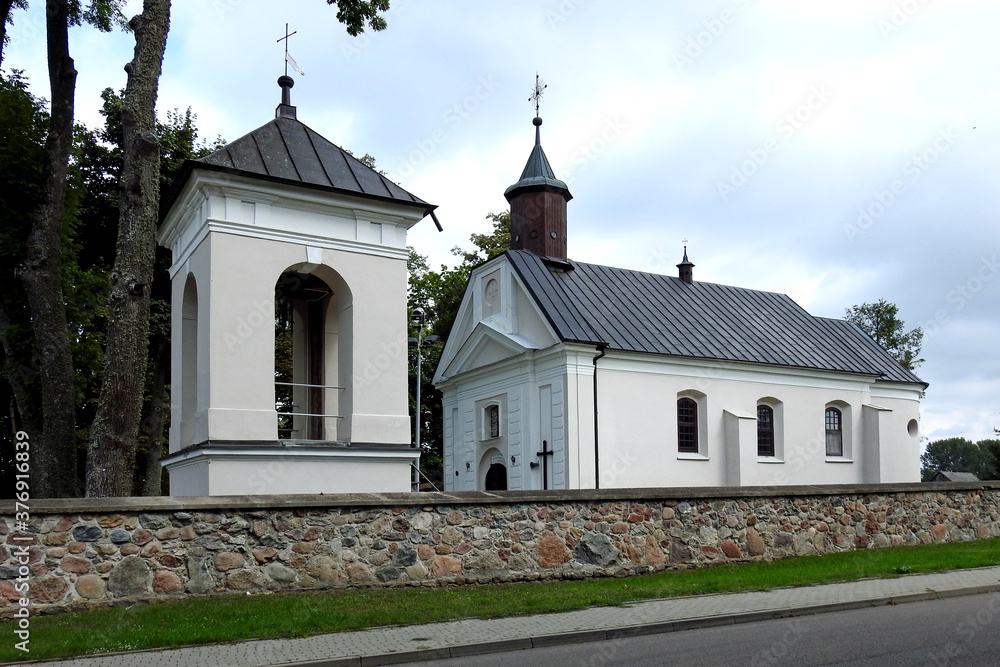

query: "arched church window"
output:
757 405 775 457
825 407 843 457
486 404 500 439
677 398 698 453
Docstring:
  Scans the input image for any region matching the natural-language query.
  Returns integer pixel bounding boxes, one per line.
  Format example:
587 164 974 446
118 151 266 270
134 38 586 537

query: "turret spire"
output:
677 243 695 284
504 75 572 259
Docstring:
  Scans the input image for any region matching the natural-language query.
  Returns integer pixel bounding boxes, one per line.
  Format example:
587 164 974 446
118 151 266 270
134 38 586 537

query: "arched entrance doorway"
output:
485 463 508 491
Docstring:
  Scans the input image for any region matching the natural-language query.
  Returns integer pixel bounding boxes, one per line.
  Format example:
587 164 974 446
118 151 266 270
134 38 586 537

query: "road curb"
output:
283 583 1000 667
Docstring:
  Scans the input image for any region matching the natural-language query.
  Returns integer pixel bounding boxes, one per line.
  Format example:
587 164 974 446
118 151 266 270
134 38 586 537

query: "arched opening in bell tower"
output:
274 268 351 441
180 274 199 446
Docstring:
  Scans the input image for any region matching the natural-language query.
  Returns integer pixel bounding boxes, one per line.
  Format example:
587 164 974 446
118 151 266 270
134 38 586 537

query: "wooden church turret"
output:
677 246 694 284
504 76 572 259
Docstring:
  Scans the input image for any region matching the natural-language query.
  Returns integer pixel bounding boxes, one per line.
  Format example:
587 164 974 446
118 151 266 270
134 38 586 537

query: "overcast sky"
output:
5 1 999 443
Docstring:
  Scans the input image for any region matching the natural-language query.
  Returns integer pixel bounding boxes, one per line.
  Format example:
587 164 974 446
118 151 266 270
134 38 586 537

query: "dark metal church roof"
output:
505 250 925 385
193 116 434 213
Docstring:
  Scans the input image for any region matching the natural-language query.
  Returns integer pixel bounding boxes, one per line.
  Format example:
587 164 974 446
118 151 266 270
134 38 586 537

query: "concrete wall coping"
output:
6 481 1000 514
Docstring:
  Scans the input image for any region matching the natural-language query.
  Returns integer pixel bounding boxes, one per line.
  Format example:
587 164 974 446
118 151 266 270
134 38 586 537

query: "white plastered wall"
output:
589 353 922 488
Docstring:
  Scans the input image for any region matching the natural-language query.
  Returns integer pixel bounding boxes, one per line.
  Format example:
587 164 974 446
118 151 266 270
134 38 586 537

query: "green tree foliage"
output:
451 211 512 268
326 0 389 35
0 71 49 446
0 71 108 495
0 73 222 496
844 298 923 371
920 437 997 481
979 439 1000 482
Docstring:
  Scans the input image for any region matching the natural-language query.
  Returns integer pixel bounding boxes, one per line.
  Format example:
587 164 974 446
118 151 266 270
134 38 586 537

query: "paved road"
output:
29 566 1000 666
397 591 1000 667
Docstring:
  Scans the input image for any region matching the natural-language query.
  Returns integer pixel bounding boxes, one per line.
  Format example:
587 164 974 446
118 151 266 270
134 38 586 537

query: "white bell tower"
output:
158 76 440 496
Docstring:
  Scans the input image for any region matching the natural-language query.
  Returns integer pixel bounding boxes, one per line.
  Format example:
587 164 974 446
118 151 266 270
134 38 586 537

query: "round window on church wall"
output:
906 419 919 437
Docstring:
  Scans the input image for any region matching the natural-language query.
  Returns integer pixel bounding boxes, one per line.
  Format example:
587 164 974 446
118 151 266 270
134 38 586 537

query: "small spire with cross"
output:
678 238 695 284
277 23 305 77
529 73 547 118
528 74 548 145
275 23 304 119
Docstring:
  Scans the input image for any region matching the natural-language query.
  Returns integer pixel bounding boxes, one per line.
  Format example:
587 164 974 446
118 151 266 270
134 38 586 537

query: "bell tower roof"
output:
503 75 572 259
503 116 572 198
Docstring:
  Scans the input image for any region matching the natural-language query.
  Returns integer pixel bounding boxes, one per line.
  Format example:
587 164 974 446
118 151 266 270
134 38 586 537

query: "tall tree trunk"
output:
85 0 170 497
18 0 78 498
141 338 167 496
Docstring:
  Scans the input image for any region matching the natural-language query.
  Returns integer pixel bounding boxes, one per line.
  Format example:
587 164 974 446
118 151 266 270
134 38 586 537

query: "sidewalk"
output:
23 566 1000 667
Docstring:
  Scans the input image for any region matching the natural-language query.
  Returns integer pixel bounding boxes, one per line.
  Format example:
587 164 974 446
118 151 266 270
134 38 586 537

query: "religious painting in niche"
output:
487 404 500 439
483 278 500 317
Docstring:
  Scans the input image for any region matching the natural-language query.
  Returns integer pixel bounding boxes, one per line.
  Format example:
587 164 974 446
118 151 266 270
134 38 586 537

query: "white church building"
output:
158 76 439 496
434 114 926 492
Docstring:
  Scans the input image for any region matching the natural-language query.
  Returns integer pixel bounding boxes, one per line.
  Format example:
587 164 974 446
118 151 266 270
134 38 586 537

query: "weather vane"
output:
529 73 547 117
277 23 305 77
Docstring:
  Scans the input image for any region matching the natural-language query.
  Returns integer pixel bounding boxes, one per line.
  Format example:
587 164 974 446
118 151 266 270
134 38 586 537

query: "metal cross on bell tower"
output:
277 23 305 77
529 73 547 117
277 23 297 76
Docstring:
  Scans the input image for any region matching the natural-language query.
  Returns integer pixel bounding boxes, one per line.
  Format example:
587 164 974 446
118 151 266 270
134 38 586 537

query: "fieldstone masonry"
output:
1 482 998 615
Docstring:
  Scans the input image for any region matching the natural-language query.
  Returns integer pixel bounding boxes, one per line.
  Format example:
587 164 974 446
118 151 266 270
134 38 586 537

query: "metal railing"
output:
275 382 345 437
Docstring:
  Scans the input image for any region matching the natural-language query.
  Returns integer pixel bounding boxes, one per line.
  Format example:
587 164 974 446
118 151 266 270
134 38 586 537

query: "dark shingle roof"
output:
193 116 433 213
931 471 980 482
505 250 925 385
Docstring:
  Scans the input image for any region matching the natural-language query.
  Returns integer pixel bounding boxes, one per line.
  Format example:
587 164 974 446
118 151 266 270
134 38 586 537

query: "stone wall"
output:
2 482 999 615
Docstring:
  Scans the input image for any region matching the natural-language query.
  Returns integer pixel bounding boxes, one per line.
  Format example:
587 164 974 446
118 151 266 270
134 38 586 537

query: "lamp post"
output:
409 308 439 491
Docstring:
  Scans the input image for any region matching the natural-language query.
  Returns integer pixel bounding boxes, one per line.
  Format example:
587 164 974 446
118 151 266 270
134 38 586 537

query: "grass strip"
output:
1 537 999 663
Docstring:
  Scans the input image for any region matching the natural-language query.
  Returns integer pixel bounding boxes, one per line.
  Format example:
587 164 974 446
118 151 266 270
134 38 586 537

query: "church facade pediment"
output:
439 322 538 379
434 254 559 384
